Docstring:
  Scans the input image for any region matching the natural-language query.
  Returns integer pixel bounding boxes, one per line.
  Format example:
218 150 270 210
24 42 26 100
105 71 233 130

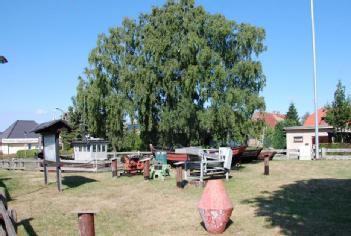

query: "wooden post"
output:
43 160 48 185
321 148 326 158
143 159 150 180
264 156 269 175
42 136 48 185
78 212 95 236
55 133 62 192
111 159 117 178
0 187 16 236
176 165 183 188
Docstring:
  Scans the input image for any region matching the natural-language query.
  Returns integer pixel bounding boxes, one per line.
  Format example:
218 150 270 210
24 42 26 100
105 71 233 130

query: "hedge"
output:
16 149 40 158
320 143 351 149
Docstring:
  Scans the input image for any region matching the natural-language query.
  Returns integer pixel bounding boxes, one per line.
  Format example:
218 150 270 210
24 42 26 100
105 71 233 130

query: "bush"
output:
16 149 40 158
60 148 74 156
320 143 351 149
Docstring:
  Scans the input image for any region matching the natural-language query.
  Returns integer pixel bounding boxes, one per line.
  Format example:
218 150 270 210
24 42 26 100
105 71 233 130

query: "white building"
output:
0 120 40 155
285 126 333 151
72 138 109 161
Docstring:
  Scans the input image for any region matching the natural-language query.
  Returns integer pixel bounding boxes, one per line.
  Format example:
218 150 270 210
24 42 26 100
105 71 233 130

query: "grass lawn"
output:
1 160 351 236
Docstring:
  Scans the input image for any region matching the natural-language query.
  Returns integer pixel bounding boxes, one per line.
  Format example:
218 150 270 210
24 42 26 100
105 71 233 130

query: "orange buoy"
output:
197 179 233 234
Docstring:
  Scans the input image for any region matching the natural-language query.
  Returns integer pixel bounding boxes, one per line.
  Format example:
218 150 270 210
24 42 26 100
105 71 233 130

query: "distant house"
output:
252 112 287 128
0 120 40 155
249 112 287 146
285 108 334 159
303 108 328 126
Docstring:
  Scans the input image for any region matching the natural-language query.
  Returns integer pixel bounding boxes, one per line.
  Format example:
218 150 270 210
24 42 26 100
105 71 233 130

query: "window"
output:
97 145 101 152
93 145 96 152
79 146 82 152
294 136 303 143
87 145 90 152
28 144 32 150
102 145 106 152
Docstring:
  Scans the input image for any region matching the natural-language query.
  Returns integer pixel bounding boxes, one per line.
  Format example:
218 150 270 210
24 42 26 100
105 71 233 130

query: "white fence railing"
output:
0 158 112 172
321 148 351 160
262 149 300 160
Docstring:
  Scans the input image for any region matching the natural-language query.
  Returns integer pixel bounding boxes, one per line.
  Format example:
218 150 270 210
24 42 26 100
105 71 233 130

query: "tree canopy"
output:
326 80 351 142
67 0 267 150
285 103 300 126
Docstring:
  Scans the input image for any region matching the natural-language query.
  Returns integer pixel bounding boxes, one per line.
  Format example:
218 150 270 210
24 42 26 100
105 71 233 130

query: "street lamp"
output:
310 0 319 159
0 56 8 64
55 107 66 120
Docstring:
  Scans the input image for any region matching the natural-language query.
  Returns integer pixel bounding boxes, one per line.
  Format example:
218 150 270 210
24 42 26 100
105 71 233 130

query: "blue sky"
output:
1 0 350 131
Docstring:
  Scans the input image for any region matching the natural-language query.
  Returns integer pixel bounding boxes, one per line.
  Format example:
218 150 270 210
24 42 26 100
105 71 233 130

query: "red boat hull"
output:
167 152 189 161
232 146 247 156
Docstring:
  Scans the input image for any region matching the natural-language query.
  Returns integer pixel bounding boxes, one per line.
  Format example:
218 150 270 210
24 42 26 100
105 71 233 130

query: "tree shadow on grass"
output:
17 218 37 236
62 176 97 188
243 179 351 236
0 178 12 200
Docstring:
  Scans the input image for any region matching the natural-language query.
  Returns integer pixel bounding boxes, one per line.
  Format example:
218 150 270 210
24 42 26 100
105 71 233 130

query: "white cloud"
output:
35 108 47 115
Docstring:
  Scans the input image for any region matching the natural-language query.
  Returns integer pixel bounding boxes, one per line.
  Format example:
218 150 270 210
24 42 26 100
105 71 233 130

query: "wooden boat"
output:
232 146 247 156
166 152 189 162
240 147 263 163
231 145 247 165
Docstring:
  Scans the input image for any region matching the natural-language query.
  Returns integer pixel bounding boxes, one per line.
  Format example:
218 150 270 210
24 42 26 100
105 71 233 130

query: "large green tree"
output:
326 80 351 142
70 0 266 150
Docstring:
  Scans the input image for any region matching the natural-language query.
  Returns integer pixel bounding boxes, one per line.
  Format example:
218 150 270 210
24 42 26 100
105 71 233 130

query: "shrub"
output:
16 149 40 158
320 143 351 149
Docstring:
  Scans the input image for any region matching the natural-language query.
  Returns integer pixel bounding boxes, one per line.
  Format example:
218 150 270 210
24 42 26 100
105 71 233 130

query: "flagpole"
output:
310 0 319 159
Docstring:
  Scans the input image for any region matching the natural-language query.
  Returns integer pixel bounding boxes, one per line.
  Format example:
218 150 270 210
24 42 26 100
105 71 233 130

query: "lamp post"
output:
55 107 66 120
310 0 319 159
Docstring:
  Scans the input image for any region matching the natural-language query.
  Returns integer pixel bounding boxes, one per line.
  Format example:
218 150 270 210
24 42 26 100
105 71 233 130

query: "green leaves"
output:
70 0 267 150
286 103 300 126
326 80 351 142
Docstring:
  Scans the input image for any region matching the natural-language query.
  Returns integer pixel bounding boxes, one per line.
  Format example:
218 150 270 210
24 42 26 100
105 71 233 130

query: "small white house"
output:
72 138 108 161
285 125 333 159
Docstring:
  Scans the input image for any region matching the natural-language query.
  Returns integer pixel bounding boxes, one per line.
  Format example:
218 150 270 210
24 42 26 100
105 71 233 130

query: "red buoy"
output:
197 180 233 234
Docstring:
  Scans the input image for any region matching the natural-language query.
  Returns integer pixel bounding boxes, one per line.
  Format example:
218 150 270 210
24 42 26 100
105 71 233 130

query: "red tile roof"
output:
303 108 329 126
253 112 286 128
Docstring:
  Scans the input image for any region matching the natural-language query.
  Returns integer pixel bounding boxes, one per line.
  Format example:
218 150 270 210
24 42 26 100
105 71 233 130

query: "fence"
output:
263 149 300 160
0 159 40 171
321 148 351 160
0 159 112 172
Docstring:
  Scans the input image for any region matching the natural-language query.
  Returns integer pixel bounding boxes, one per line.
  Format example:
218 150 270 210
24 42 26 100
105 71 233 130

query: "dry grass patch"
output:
0 160 351 235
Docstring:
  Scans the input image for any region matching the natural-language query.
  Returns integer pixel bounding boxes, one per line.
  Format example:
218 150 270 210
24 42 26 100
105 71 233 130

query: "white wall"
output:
74 144 108 161
0 142 40 155
286 130 329 151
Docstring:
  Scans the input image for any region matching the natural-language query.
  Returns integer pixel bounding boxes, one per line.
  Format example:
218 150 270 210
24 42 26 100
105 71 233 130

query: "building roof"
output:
32 119 71 134
304 108 329 126
0 120 39 139
252 112 286 128
72 138 109 145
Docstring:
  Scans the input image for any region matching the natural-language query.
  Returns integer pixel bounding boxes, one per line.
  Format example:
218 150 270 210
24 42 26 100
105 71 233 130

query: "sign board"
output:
219 147 233 169
43 134 57 162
